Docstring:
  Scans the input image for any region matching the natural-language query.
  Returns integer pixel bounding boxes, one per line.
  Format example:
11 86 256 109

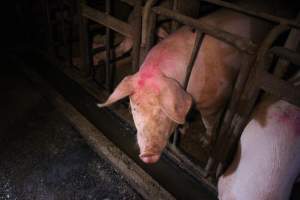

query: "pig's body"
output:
218 97 300 200
137 9 271 142
98 9 272 163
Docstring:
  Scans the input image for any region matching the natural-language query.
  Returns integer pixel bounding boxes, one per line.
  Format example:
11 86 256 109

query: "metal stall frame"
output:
78 0 142 91
141 0 300 185
44 0 76 67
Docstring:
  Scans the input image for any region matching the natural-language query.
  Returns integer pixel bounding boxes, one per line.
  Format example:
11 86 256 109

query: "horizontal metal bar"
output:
270 46 300 66
120 0 136 6
82 5 133 38
258 70 300 107
152 6 257 54
200 0 300 30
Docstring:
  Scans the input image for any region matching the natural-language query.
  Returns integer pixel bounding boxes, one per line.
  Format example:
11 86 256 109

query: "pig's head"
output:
97 72 192 164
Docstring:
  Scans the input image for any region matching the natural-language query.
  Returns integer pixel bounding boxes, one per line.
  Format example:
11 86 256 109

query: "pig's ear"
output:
97 75 136 107
159 76 192 124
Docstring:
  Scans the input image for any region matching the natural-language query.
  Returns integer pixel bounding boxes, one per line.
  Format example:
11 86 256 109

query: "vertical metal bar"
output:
212 25 290 178
105 0 113 92
59 0 67 62
44 0 54 57
172 30 204 146
140 0 158 64
68 6 73 68
171 0 179 32
78 0 91 76
131 0 142 72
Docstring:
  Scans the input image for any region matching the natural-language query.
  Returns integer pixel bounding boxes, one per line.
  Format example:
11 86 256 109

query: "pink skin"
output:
218 97 300 200
98 9 272 164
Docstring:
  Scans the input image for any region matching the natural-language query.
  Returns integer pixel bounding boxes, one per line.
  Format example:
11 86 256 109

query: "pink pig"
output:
218 95 300 200
98 9 272 163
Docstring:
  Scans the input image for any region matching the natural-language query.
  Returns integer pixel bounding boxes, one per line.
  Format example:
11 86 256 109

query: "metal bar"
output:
152 6 257 54
120 0 136 6
131 0 142 72
82 5 133 38
171 0 179 32
78 0 91 76
258 70 300 107
44 0 55 57
172 31 204 147
211 24 290 177
141 0 158 47
105 0 113 91
200 0 300 30
59 0 67 61
273 12 300 78
270 47 300 66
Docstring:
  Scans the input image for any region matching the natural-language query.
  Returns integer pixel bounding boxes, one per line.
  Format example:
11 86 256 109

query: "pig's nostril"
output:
139 153 160 164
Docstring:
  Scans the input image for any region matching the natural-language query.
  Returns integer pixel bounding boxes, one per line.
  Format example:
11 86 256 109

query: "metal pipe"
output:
172 31 204 146
105 0 114 92
82 5 132 38
142 0 159 47
152 6 257 54
200 0 300 30
131 0 142 72
270 47 300 66
215 25 290 176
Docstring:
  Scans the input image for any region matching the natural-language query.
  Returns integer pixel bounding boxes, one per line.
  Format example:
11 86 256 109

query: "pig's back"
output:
218 99 300 200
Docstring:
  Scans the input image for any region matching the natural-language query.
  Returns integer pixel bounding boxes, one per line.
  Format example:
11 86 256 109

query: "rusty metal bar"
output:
200 0 300 30
82 5 133 38
270 47 300 66
258 70 300 107
152 6 257 54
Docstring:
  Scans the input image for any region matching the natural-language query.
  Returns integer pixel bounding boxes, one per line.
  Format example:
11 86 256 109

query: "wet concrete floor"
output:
0 59 142 199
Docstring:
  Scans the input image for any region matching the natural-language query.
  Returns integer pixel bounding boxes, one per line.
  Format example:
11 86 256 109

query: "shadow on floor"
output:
0 61 142 200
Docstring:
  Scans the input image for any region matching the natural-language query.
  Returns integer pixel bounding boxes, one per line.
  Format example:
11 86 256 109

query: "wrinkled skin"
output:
218 96 300 200
98 9 272 164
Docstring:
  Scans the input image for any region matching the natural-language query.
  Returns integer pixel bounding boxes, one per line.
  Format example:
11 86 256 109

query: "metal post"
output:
172 30 204 146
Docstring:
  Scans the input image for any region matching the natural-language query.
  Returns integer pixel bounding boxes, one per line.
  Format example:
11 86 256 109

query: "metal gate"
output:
42 0 300 191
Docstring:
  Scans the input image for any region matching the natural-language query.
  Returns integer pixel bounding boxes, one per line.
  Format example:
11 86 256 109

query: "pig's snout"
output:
139 152 160 164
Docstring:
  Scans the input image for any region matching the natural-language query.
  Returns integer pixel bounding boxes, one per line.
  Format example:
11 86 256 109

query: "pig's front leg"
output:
200 109 221 148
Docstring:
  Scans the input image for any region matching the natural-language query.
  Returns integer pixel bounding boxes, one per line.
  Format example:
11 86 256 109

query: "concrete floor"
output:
0 59 142 199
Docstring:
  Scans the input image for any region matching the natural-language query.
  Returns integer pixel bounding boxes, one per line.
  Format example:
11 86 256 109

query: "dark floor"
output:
0 60 142 199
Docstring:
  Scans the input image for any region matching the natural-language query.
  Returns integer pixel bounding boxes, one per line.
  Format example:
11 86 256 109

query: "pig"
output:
218 95 300 200
92 0 201 66
92 16 169 66
97 9 272 164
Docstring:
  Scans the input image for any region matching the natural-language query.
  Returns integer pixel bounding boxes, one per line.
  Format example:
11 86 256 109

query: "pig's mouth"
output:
139 152 161 164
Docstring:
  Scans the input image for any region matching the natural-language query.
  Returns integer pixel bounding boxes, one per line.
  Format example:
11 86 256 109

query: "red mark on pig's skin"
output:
136 67 161 94
277 110 300 137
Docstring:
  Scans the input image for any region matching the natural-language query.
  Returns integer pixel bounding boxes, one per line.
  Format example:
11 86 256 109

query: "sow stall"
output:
39 0 300 198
